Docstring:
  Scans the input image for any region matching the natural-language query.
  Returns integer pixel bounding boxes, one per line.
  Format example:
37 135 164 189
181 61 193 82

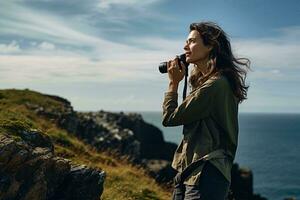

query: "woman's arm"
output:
167 81 179 93
162 81 217 127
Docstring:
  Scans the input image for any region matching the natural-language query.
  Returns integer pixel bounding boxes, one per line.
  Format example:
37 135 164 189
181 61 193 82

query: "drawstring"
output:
182 64 189 101
181 64 188 136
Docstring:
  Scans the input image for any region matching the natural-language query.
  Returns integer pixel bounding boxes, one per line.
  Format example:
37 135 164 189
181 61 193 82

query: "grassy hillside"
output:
0 89 172 200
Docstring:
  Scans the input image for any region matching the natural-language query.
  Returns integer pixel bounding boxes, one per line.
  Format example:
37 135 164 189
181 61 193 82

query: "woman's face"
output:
184 30 212 64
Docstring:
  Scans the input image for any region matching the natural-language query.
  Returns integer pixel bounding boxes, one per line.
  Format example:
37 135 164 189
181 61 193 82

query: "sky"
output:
0 0 299 113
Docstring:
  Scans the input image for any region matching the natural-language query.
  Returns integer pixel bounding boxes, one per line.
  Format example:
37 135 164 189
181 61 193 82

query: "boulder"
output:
229 163 268 200
0 129 105 200
141 159 177 184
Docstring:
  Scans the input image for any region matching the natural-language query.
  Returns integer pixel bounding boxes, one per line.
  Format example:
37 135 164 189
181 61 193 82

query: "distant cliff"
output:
0 89 271 200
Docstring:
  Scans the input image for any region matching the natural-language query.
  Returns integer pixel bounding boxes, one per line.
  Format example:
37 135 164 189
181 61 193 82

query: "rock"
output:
26 99 177 164
52 165 106 200
284 197 297 200
231 163 253 199
141 159 177 184
19 129 54 152
229 163 268 200
44 94 71 106
73 111 178 162
0 129 105 200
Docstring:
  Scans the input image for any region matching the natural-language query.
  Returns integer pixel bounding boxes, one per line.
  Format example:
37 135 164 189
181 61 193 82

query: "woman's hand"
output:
167 56 186 85
167 56 186 92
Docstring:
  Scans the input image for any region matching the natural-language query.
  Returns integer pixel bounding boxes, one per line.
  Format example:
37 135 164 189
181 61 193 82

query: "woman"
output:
162 21 250 200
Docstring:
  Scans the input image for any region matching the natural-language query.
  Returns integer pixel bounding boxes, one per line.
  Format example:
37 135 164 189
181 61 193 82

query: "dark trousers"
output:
172 162 230 200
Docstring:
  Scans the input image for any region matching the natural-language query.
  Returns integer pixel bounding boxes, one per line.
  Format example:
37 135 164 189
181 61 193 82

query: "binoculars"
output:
158 54 190 73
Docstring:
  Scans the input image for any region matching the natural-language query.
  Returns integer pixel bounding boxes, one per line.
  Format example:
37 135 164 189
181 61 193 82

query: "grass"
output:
0 89 172 200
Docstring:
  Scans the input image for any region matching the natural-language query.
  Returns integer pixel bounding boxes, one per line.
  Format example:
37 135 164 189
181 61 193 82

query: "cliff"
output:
0 89 270 200
0 89 171 199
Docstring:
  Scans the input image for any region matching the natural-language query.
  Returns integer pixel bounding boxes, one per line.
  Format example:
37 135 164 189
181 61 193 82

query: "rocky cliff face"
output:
0 126 105 200
26 96 178 159
25 94 179 183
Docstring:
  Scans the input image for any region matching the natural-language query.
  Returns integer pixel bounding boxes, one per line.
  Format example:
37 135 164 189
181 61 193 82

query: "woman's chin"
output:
186 57 194 64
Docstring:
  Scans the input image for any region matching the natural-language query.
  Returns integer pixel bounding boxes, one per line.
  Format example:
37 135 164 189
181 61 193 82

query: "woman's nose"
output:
184 43 189 51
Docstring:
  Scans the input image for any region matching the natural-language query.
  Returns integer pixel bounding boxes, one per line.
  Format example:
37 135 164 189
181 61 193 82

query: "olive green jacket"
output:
162 75 239 185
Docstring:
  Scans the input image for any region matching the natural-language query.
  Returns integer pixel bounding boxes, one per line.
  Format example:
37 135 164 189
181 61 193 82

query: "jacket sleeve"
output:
162 82 217 127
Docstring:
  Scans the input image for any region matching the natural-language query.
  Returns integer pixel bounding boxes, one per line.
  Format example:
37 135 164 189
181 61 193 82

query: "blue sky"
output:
0 0 299 113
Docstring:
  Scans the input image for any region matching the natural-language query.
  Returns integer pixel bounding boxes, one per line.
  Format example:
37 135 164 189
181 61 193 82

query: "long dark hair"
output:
188 21 251 104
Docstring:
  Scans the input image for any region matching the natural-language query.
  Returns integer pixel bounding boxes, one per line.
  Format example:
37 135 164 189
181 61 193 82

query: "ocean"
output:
139 112 300 200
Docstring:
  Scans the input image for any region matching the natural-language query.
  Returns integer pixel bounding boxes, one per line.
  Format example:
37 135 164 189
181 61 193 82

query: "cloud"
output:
0 53 147 83
38 42 55 50
0 39 175 84
0 1 112 48
97 0 161 10
1 24 300 84
232 26 300 70
0 0 183 85
0 1 173 56
0 41 21 54
0 1 299 86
